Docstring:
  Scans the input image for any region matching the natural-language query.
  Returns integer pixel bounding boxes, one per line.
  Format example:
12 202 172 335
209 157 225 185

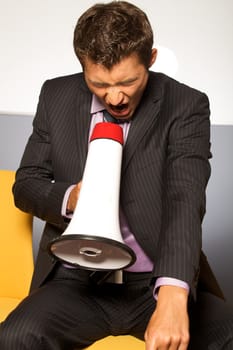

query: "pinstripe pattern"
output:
13 71 222 297
0 267 232 349
0 266 156 349
1 71 232 348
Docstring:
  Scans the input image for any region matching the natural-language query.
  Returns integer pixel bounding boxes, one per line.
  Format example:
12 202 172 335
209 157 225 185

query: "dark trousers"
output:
0 264 233 350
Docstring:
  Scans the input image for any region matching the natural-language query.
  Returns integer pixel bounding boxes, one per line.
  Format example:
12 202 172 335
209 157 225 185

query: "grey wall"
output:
0 114 33 170
0 114 232 303
202 126 233 303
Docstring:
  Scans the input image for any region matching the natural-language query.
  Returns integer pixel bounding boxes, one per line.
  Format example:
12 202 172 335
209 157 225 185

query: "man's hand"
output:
67 181 82 213
145 285 190 350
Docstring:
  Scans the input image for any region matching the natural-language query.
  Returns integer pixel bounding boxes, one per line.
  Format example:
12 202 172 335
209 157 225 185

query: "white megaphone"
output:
48 122 136 271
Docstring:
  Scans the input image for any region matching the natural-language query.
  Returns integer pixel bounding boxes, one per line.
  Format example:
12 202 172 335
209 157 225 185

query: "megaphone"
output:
48 122 136 271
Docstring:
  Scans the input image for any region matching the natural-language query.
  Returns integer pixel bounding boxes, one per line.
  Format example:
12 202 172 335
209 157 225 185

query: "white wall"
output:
0 0 232 124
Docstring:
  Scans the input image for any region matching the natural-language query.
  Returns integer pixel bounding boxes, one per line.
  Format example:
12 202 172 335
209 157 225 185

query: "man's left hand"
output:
145 285 190 350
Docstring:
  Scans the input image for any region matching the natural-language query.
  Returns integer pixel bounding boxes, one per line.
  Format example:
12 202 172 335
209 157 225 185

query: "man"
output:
0 1 232 349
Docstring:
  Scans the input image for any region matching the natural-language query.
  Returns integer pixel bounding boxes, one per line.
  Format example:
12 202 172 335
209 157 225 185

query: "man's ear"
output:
148 48 158 68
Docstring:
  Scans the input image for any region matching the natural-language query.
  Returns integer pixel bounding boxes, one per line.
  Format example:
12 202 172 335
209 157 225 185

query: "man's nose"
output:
106 87 124 105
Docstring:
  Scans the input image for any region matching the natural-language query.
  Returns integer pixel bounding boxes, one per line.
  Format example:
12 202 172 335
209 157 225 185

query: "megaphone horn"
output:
48 122 136 271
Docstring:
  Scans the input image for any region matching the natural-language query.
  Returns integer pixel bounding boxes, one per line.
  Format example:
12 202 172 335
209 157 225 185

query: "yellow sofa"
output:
87 335 144 349
0 169 34 322
0 169 144 348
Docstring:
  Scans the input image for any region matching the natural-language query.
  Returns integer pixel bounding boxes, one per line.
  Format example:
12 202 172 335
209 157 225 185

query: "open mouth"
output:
109 103 129 115
112 104 127 111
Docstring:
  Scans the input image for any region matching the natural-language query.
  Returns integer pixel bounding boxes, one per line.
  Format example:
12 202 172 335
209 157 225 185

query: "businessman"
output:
1 1 232 349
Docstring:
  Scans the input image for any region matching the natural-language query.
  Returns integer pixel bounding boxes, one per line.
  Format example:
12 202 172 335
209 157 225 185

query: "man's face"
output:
83 53 155 121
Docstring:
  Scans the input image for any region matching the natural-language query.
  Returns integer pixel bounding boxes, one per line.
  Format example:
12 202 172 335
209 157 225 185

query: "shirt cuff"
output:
61 185 76 218
153 277 190 300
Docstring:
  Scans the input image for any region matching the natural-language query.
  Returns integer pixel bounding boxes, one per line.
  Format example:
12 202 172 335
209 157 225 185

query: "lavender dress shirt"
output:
61 94 189 296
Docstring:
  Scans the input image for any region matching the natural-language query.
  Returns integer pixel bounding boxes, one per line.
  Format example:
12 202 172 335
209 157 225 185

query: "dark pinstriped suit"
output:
3 71 232 349
13 71 221 298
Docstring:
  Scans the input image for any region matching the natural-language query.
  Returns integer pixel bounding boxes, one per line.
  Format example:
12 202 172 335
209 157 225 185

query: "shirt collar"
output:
90 94 105 114
90 94 130 125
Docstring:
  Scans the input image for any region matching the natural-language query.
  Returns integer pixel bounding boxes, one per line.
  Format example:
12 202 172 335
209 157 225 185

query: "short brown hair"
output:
73 1 154 69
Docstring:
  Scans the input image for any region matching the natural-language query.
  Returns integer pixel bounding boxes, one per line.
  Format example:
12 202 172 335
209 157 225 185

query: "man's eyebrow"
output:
89 77 139 86
117 77 139 85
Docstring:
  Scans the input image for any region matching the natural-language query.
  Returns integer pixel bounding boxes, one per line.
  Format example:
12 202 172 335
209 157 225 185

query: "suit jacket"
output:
13 71 223 299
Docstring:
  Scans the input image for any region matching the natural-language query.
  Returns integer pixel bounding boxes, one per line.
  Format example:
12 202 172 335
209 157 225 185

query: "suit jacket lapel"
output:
122 73 163 173
74 76 92 176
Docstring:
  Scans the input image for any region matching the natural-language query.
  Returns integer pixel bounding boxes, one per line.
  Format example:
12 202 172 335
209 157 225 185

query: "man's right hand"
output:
67 181 82 213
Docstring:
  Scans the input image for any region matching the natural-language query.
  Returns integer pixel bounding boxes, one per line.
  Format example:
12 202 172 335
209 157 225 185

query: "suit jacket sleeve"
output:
153 90 211 295
120 74 212 297
13 75 90 228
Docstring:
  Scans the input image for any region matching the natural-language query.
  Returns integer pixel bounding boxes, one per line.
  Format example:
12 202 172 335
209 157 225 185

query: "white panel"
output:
0 0 232 124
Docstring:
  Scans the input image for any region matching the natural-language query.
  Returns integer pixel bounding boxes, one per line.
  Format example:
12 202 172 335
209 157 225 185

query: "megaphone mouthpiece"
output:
90 122 124 144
